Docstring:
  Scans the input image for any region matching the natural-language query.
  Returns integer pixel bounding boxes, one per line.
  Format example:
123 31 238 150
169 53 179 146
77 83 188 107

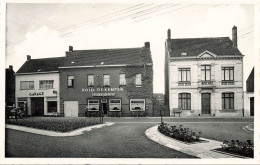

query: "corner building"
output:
165 26 244 117
59 43 153 117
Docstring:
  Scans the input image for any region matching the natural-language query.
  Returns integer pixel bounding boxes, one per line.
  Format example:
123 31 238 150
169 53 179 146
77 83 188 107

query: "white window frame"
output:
135 73 142 87
20 81 34 90
103 74 110 86
88 75 94 87
109 99 122 111
130 99 145 111
39 80 54 89
88 100 99 111
119 73 126 86
68 75 74 88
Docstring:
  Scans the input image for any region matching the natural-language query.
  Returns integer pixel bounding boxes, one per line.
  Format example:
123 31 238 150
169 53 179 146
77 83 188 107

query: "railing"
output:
221 81 235 85
178 82 191 86
198 81 216 88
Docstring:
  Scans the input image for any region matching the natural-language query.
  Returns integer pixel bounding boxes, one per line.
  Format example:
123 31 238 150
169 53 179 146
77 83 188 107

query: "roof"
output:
169 37 242 57
246 67 254 92
63 47 152 67
16 57 65 73
16 45 152 73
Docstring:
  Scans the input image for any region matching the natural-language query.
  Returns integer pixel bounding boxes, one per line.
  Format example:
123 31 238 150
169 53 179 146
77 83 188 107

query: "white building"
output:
165 26 244 117
15 55 62 116
244 67 254 117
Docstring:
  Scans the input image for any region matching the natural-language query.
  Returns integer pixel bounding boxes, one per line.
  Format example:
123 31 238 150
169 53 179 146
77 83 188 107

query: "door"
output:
64 101 78 117
201 93 211 114
31 97 44 116
250 97 254 116
102 103 108 114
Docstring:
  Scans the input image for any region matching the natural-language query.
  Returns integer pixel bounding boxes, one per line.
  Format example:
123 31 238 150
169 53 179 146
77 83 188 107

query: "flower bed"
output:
158 122 202 143
215 140 254 158
6 118 100 132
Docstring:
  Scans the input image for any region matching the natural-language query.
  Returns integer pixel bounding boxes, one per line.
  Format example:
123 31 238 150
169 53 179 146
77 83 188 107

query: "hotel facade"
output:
15 43 153 117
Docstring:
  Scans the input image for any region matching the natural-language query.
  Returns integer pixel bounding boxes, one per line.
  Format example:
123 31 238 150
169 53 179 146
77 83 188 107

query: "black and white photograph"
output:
2 0 260 164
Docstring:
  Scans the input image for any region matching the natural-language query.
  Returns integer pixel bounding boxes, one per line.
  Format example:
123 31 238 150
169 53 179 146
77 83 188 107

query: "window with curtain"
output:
178 68 190 82
103 74 110 86
135 73 142 86
221 67 234 85
201 65 211 81
88 75 94 87
119 74 126 86
222 93 234 110
178 93 191 110
39 80 54 89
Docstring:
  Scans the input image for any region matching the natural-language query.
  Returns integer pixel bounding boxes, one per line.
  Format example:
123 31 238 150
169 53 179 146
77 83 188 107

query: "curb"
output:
6 122 115 137
242 124 254 132
145 125 239 159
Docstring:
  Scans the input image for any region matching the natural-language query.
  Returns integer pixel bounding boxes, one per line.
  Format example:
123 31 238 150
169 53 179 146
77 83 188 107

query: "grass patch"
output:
6 118 100 132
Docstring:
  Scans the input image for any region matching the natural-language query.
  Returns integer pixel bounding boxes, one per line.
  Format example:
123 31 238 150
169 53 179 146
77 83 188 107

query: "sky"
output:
5 2 255 93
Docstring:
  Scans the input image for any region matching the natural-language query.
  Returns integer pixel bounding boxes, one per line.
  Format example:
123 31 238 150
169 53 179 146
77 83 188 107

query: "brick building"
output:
59 43 153 117
15 42 153 117
5 65 15 106
165 26 244 116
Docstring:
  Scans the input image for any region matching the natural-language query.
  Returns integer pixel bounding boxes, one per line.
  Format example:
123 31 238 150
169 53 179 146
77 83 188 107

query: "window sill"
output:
135 85 142 88
39 88 54 90
20 89 35 90
220 109 236 113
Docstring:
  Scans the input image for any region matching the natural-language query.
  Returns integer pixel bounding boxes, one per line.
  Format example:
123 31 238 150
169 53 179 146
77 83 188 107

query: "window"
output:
178 93 191 110
88 100 99 111
47 101 57 113
68 75 74 88
109 99 121 111
119 74 126 86
201 65 211 81
88 75 94 87
178 68 191 86
20 81 34 90
103 74 110 86
222 67 234 85
130 99 145 111
39 80 54 89
222 93 234 110
135 74 142 86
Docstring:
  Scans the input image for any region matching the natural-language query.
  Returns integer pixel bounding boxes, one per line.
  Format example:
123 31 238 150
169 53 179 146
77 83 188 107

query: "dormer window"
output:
181 52 187 56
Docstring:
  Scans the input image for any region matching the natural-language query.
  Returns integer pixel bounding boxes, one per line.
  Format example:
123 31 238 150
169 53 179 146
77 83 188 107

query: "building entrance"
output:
102 103 108 114
201 93 211 114
250 97 254 116
31 97 44 116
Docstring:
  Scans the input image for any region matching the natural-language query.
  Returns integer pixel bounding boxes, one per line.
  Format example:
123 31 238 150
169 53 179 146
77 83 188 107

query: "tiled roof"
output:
63 47 152 67
169 37 242 57
16 57 65 73
16 46 152 73
246 67 254 92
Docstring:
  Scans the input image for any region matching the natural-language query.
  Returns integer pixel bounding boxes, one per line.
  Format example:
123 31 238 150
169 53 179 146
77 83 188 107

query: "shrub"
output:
6 118 100 132
158 122 201 142
221 140 254 158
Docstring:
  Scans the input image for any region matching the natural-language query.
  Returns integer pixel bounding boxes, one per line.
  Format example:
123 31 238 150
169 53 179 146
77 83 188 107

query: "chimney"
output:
69 46 73 52
27 55 31 61
144 42 150 49
232 26 237 47
9 65 13 70
167 29 171 39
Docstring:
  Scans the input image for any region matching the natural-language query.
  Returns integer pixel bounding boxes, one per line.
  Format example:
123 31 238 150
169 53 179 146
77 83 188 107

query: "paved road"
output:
5 118 253 158
6 123 196 158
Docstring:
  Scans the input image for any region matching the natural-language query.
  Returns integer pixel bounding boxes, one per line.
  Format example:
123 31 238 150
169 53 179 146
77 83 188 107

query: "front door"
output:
102 103 108 114
31 97 44 116
201 93 211 114
250 97 254 116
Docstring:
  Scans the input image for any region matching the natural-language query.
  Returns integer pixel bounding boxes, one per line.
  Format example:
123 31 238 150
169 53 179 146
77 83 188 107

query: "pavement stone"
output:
145 125 243 159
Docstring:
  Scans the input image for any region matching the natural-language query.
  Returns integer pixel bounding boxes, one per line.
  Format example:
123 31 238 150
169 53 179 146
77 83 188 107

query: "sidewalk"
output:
6 122 114 137
145 125 250 159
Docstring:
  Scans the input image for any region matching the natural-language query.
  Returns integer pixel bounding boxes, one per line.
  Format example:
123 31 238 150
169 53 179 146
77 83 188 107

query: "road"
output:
5 117 253 158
